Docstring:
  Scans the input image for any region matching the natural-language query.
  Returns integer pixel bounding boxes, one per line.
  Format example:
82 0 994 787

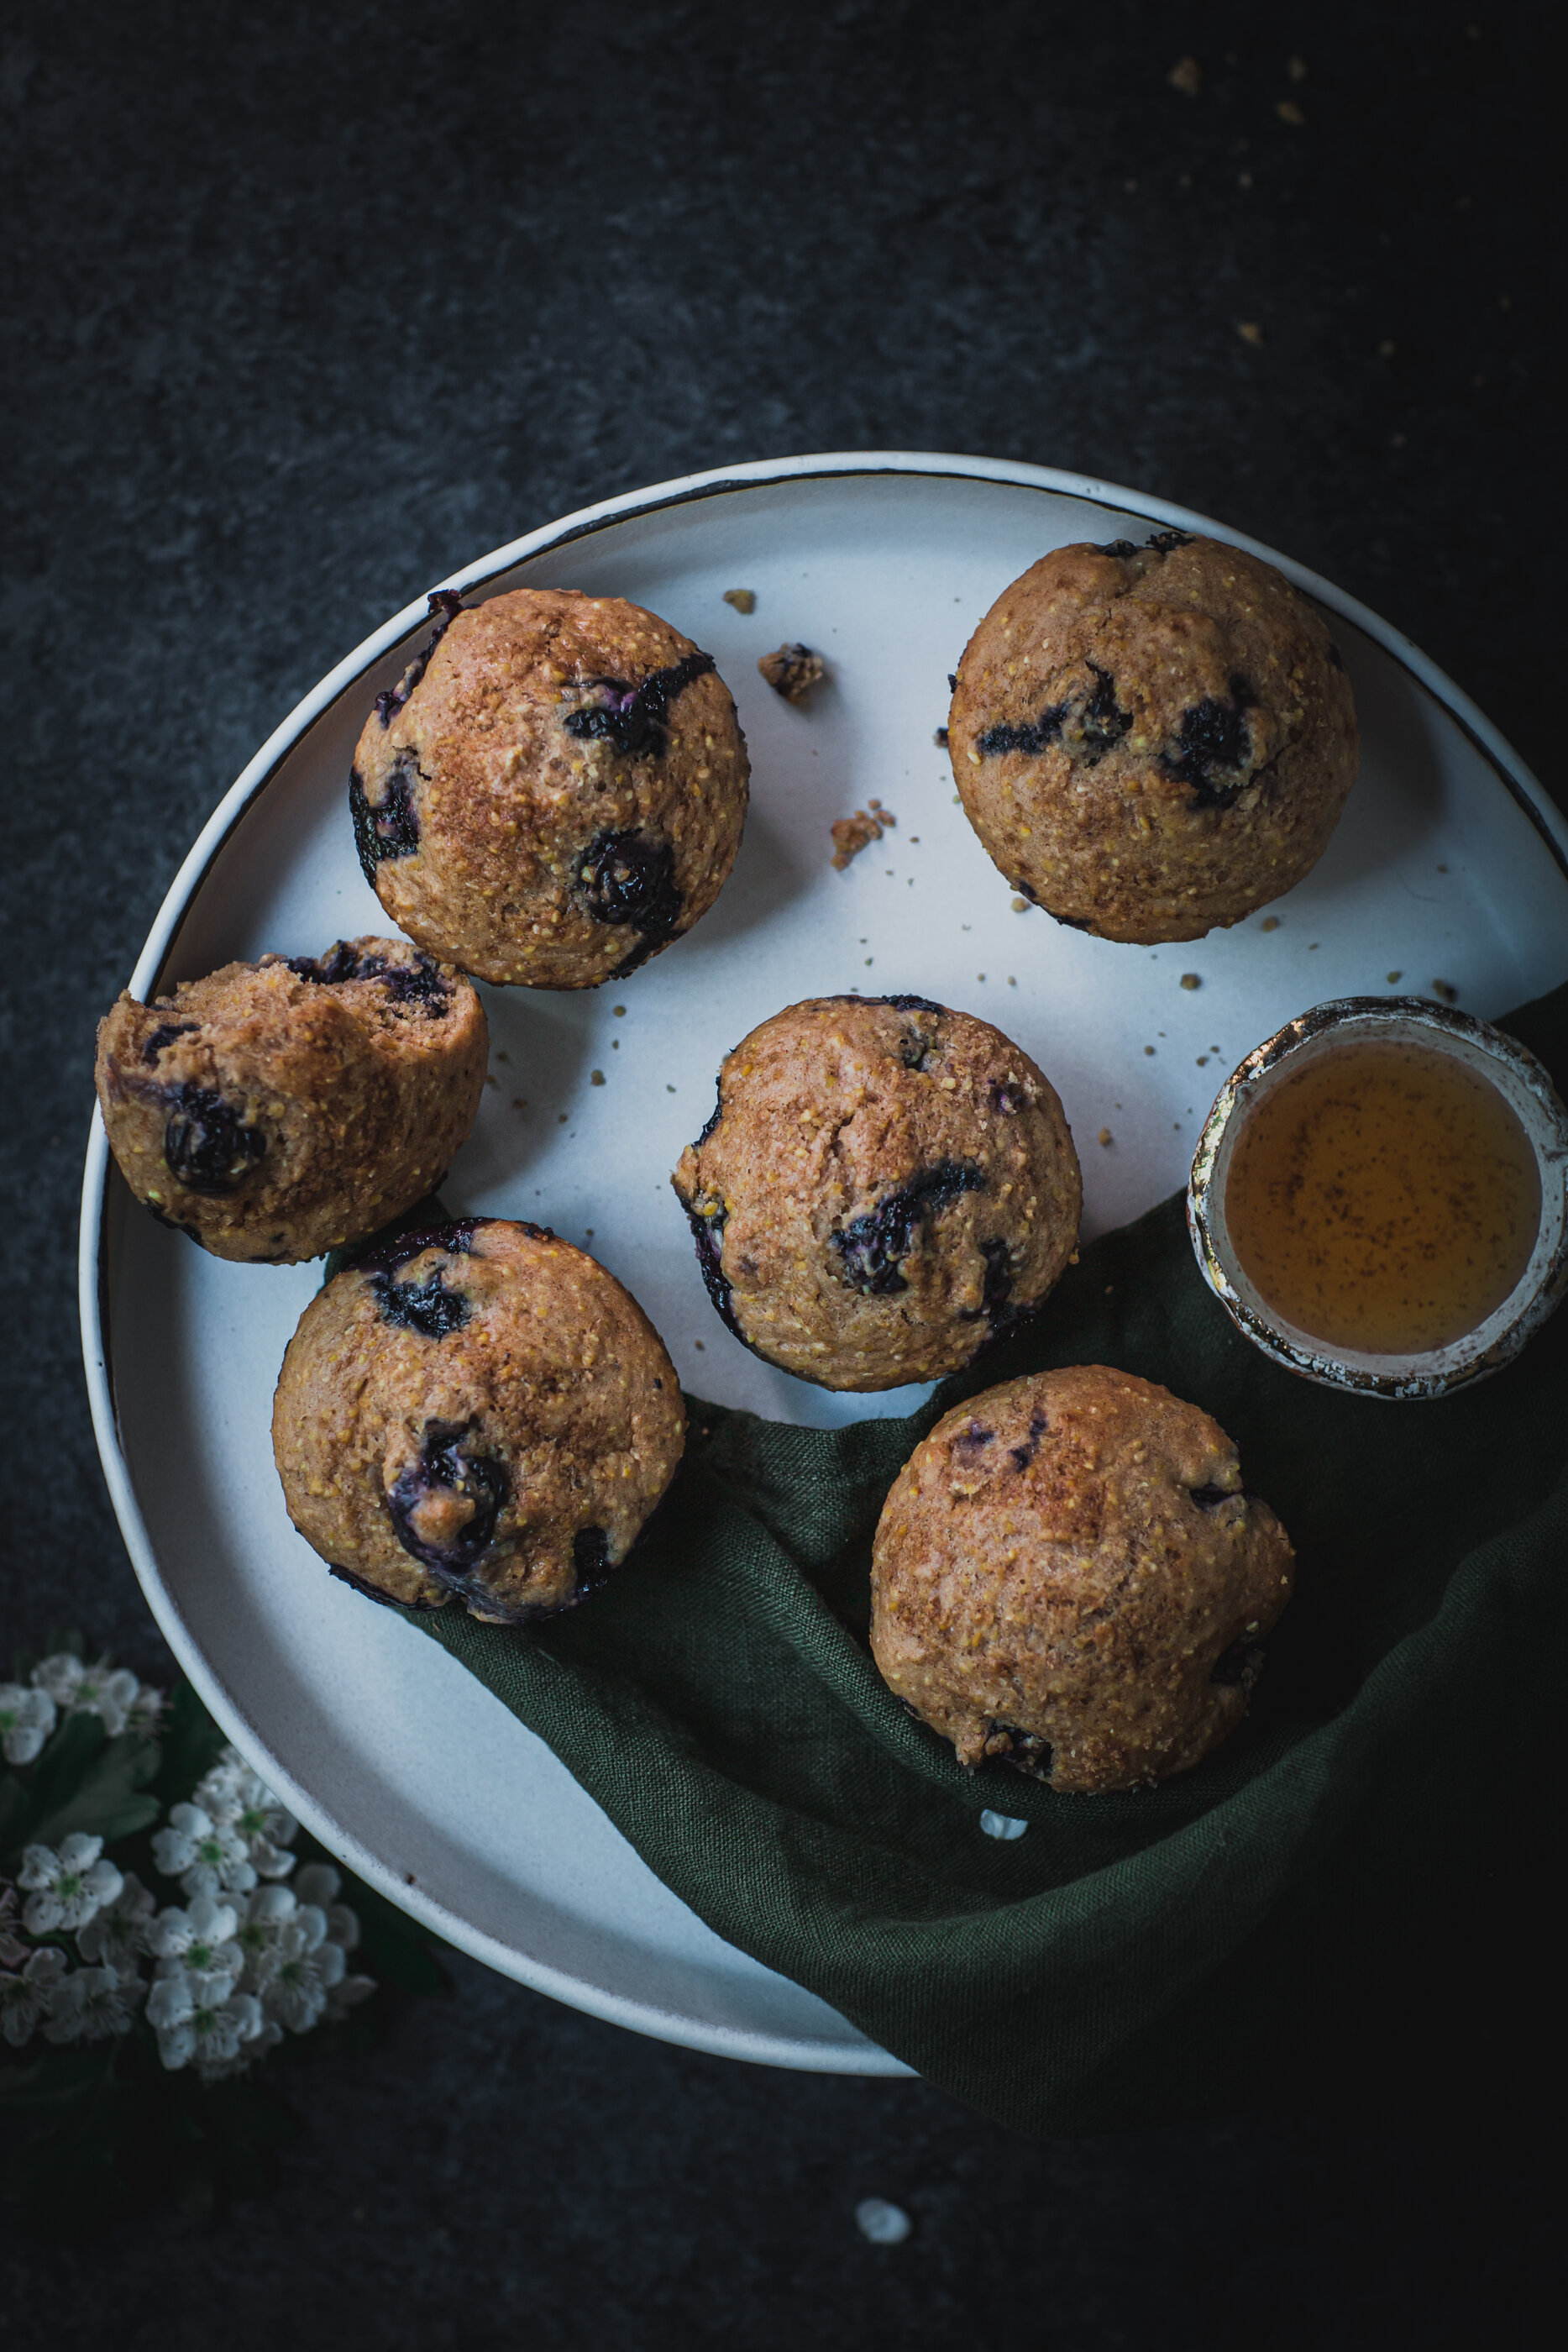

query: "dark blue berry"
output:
1210 1638 1265 1689
387 1419 507 1576
979 1237 1015 1317
695 1079 725 1147
956 1420 994 1449
682 1200 746 1340
288 942 449 1016
878 993 947 1015
1146 529 1194 551
142 1021 199 1063
563 649 716 759
144 1197 199 1241
349 751 422 880
1161 689 1256 807
830 1160 986 1296
978 663 1129 764
1326 638 1345 671
1095 539 1139 557
1189 1483 1238 1509
993 1723 1053 1777
579 828 684 969
368 1265 470 1339
162 1085 266 1194
374 591 464 729
572 1525 614 1597
1008 1410 1049 1471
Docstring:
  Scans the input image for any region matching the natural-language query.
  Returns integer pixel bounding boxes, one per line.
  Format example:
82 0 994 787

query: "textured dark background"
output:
3 2 1563 2343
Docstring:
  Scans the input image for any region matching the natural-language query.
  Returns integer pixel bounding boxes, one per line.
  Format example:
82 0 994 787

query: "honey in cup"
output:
1223 1037 1542 1354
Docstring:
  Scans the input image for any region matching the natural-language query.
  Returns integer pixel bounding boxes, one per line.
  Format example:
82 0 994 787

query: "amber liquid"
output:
1224 1039 1541 1353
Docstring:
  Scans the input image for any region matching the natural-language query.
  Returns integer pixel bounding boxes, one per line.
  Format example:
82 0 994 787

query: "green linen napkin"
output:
406 985 1568 2136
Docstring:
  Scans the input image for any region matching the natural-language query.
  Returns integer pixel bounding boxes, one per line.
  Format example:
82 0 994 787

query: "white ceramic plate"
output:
81 454 1568 2072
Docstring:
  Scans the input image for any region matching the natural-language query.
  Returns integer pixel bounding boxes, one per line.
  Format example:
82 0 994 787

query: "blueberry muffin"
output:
671 995 1081 1390
272 1217 684 1620
871 1366 1295 1793
948 532 1358 942
96 939 487 1263
350 587 749 988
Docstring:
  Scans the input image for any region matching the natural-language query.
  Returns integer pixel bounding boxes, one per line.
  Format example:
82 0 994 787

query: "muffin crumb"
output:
758 643 826 701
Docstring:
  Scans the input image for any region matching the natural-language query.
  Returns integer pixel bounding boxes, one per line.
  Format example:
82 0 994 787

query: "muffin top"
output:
672 995 1081 1390
350 587 749 989
271 1216 685 1620
871 1364 1295 1792
948 532 1357 942
95 938 487 1263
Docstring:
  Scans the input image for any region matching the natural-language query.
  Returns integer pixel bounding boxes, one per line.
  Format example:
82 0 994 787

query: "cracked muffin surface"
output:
272 1217 684 1620
871 1365 1295 1793
94 938 488 1263
671 995 1081 1390
350 586 749 988
948 532 1358 942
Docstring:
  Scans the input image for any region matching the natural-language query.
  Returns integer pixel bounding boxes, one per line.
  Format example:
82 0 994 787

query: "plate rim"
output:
78 449 1568 2072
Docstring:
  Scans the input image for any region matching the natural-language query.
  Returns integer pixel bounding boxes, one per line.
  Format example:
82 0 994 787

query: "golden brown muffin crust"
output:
870 1364 1295 1792
949 533 1357 942
672 995 1081 1390
271 1217 685 1620
95 938 488 1263
351 587 749 988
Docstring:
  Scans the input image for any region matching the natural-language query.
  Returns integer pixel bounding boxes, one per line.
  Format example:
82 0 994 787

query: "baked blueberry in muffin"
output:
272 1217 684 1620
948 533 1357 942
671 995 1081 1390
349 588 749 988
871 1365 1295 1792
95 938 487 1262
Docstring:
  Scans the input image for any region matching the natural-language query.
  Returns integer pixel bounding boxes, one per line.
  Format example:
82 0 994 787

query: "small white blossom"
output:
30 1654 141 1738
76 1869 157 1968
0 1883 28 1970
148 1893 245 2001
41 1961 143 2045
127 1682 166 1737
325 1972 375 2023
150 1803 257 1899
256 1909 340 2033
293 1862 361 1952
1 1945 66 2046
0 1681 56 1766
193 1750 298 1879
18 1835 123 1936
146 1964 265 2075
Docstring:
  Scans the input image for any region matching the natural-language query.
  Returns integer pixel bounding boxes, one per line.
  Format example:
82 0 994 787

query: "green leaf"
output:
19 1725 161 1861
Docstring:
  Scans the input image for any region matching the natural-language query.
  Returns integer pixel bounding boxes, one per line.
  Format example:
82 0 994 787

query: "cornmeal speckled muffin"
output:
871 1365 1295 1793
272 1217 684 1620
95 939 487 1263
671 995 1081 1390
948 532 1358 942
350 587 749 988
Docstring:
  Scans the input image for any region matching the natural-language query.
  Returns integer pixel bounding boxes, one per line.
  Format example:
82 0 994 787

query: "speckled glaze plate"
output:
80 454 1568 2072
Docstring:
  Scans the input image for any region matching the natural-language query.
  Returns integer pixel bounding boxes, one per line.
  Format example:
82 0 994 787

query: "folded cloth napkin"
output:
407 984 1568 2135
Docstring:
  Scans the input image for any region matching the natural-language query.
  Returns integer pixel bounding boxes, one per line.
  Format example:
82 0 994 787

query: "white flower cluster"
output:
0 1651 165 1765
1 1749 372 2077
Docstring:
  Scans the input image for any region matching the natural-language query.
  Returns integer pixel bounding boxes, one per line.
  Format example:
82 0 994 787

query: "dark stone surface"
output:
2 0 1562 2336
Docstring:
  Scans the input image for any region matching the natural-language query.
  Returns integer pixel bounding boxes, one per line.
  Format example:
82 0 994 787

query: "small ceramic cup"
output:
1187 996 1568 1399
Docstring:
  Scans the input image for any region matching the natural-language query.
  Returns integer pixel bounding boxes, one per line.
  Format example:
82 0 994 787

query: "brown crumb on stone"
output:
1238 321 1264 346
1431 979 1459 1003
831 806 896 869
1287 54 1307 81
933 726 949 747
1010 896 1030 913
590 1068 606 1085
759 643 826 701
1387 970 1402 984
722 588 756 613
1377 338 1397 359
1277 98 1305 124
1260 916 1281 932
1180 973 1201 990
1168 55 1202 96
1098 1127 1113 1146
